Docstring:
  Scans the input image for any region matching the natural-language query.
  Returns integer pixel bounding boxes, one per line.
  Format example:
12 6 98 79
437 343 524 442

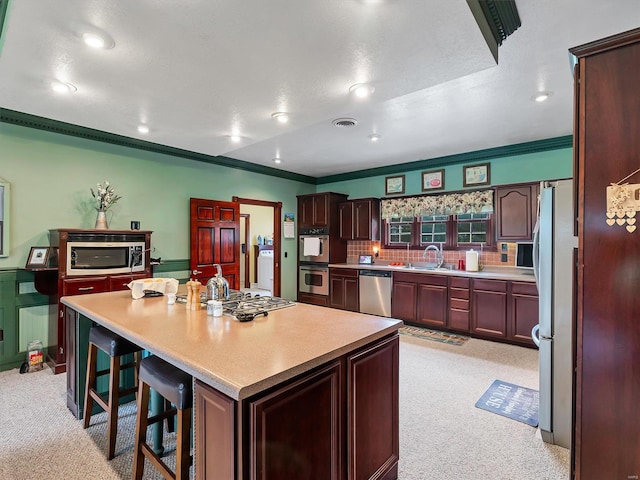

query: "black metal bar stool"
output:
132 355 193 480
83 325 142 460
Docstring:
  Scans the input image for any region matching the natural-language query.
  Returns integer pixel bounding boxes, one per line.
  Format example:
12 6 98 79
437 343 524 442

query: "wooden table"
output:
62 290 401 480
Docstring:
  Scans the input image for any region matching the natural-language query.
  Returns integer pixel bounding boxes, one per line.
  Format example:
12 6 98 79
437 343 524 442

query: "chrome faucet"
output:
423 244 444 268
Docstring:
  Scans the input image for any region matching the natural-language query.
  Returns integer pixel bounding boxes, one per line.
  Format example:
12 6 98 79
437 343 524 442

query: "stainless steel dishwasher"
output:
358 270 392 317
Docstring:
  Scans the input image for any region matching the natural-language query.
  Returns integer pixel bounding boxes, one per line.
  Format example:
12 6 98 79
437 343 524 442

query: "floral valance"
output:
381 190 494 219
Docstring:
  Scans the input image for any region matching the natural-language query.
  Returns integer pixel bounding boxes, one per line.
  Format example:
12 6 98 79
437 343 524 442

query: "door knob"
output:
192 269 202 275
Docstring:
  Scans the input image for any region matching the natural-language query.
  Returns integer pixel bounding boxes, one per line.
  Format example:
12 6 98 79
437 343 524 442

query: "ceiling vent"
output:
332 117 358 128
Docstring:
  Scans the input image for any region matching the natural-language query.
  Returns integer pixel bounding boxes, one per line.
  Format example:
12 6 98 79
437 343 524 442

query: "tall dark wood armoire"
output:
571 28 640 479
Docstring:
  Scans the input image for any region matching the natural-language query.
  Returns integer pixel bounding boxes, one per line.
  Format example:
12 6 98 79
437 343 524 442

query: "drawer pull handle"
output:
78 287 94 291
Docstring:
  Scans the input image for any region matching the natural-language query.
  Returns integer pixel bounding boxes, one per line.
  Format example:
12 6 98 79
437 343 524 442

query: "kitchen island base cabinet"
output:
195 335 399 480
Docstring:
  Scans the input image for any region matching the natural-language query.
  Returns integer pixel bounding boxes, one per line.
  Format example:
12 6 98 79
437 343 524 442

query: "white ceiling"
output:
1 1 639 179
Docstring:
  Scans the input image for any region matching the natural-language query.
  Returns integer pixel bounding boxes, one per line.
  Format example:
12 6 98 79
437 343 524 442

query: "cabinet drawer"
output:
449 277 470 289
448 309 470 332
450 298 469 310
63 277 109 295
416 274 448 287
449 287 469 300
330 268 359 278
472 279 508 292
109 273 148 291
511 281 538 296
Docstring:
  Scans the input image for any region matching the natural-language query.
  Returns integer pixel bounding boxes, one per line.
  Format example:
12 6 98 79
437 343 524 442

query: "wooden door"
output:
190 198 240 290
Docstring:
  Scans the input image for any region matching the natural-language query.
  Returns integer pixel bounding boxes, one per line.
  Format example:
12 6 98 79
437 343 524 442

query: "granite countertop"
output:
329 262 536 282
61 290 402 401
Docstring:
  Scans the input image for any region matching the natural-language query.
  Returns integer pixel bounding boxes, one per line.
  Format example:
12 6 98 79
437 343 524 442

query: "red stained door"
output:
189 198 240 290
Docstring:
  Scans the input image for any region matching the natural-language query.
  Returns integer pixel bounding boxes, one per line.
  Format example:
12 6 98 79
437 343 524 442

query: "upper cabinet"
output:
339 198 381 241
297 193 348 230
494 183 539 241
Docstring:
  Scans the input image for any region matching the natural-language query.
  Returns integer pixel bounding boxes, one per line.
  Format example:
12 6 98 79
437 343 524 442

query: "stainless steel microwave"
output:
66 241 145 276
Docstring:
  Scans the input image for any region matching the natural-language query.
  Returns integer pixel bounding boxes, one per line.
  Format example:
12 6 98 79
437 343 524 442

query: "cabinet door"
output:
495 185 535 241
339 201 354 240
329 275 346 309
353 200 371 240
343 277 359 312
416 284 448 328
471 280 508 338
510 282 539 346
391 281 417 322
298 196 314 228
313 194 329 226
250 361 343 480
348 335 399 480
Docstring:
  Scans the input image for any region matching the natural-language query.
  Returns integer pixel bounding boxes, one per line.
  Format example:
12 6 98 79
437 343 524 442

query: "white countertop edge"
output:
329 263 536 282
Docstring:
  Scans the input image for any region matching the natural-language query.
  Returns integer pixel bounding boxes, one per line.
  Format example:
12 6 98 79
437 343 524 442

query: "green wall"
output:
0 123 314 300
317 148 573 197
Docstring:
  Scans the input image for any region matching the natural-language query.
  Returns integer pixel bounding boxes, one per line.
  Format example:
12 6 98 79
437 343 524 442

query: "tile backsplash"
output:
347 241 518 267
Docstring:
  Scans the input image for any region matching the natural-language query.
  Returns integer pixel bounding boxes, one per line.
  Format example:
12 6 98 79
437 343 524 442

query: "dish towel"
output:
128 278 179 300
303 237 321 256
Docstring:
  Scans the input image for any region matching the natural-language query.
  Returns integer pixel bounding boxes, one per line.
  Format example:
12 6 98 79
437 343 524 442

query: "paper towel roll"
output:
466 250 479 272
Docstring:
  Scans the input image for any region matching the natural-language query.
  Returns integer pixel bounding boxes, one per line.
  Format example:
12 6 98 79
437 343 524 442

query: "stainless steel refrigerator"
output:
531 179 576 449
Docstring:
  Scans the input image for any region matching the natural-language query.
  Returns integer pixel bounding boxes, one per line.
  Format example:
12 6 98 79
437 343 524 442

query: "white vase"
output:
95 210 108 230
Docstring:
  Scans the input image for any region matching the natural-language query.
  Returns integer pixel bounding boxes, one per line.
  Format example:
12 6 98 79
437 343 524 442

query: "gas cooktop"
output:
176 290 296 318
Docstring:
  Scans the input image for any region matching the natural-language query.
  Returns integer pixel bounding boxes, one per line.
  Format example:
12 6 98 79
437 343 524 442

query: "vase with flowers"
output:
91 180 121 229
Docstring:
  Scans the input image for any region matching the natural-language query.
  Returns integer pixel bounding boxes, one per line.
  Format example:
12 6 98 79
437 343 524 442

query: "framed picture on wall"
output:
385 175 405 195
421 169 445 191
463 163 491 187
25 246 50 269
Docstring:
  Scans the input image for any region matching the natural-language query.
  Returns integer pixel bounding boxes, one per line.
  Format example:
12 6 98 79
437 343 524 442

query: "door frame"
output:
232 197 282 297
240 213 250 288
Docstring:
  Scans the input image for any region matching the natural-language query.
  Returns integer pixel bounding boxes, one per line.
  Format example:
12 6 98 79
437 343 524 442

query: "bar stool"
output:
83 325 142 460
132 355 193 480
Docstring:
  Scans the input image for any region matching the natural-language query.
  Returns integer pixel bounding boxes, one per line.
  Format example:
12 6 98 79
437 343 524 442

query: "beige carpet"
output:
0 336 569 479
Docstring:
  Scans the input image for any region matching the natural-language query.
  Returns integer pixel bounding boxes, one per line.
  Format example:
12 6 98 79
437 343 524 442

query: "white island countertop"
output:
61 290 402 400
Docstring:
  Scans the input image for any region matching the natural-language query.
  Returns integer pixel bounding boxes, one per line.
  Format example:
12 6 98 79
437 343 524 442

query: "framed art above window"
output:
421 169 445 191
463 163 491 187
385 175 405 195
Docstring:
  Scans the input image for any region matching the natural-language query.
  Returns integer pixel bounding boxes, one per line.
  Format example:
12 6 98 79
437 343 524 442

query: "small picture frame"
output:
421 169 445 191
463 163 491 187
385 175 405 195
25 246 50 269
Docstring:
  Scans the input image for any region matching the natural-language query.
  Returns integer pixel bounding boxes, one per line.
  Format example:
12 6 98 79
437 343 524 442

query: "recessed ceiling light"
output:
137 125 149 134
368 133 381 142
532 91 552 102
271 112 289 124
273 158 282 164
229 135 242 143
51 80 77 94
349 83 375 98
82 32 106 49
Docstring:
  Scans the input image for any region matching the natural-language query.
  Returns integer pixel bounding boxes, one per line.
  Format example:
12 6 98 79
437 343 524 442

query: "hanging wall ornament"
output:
605 167 640 233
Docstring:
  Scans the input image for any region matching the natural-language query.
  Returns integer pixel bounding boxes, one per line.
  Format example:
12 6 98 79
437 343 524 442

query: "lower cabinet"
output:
393 271 538 347
195 334 399 480
329 268 359 311
509 281 539 347
392 272 447 328
471 279 508 339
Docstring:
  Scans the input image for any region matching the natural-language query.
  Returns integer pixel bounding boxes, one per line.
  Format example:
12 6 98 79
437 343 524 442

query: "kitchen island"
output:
62 290 402 480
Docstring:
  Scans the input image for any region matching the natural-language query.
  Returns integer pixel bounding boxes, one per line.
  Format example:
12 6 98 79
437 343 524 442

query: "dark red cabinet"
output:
495 183 539 241
339 198 380 241
329 268 359 312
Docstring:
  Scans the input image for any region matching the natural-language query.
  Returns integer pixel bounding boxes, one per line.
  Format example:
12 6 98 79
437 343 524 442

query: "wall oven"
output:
298 265 329 296
299 235 330 263
67 241 145 276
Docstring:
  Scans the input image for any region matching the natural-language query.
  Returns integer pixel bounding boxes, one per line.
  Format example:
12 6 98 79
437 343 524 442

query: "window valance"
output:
381 190 494 219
